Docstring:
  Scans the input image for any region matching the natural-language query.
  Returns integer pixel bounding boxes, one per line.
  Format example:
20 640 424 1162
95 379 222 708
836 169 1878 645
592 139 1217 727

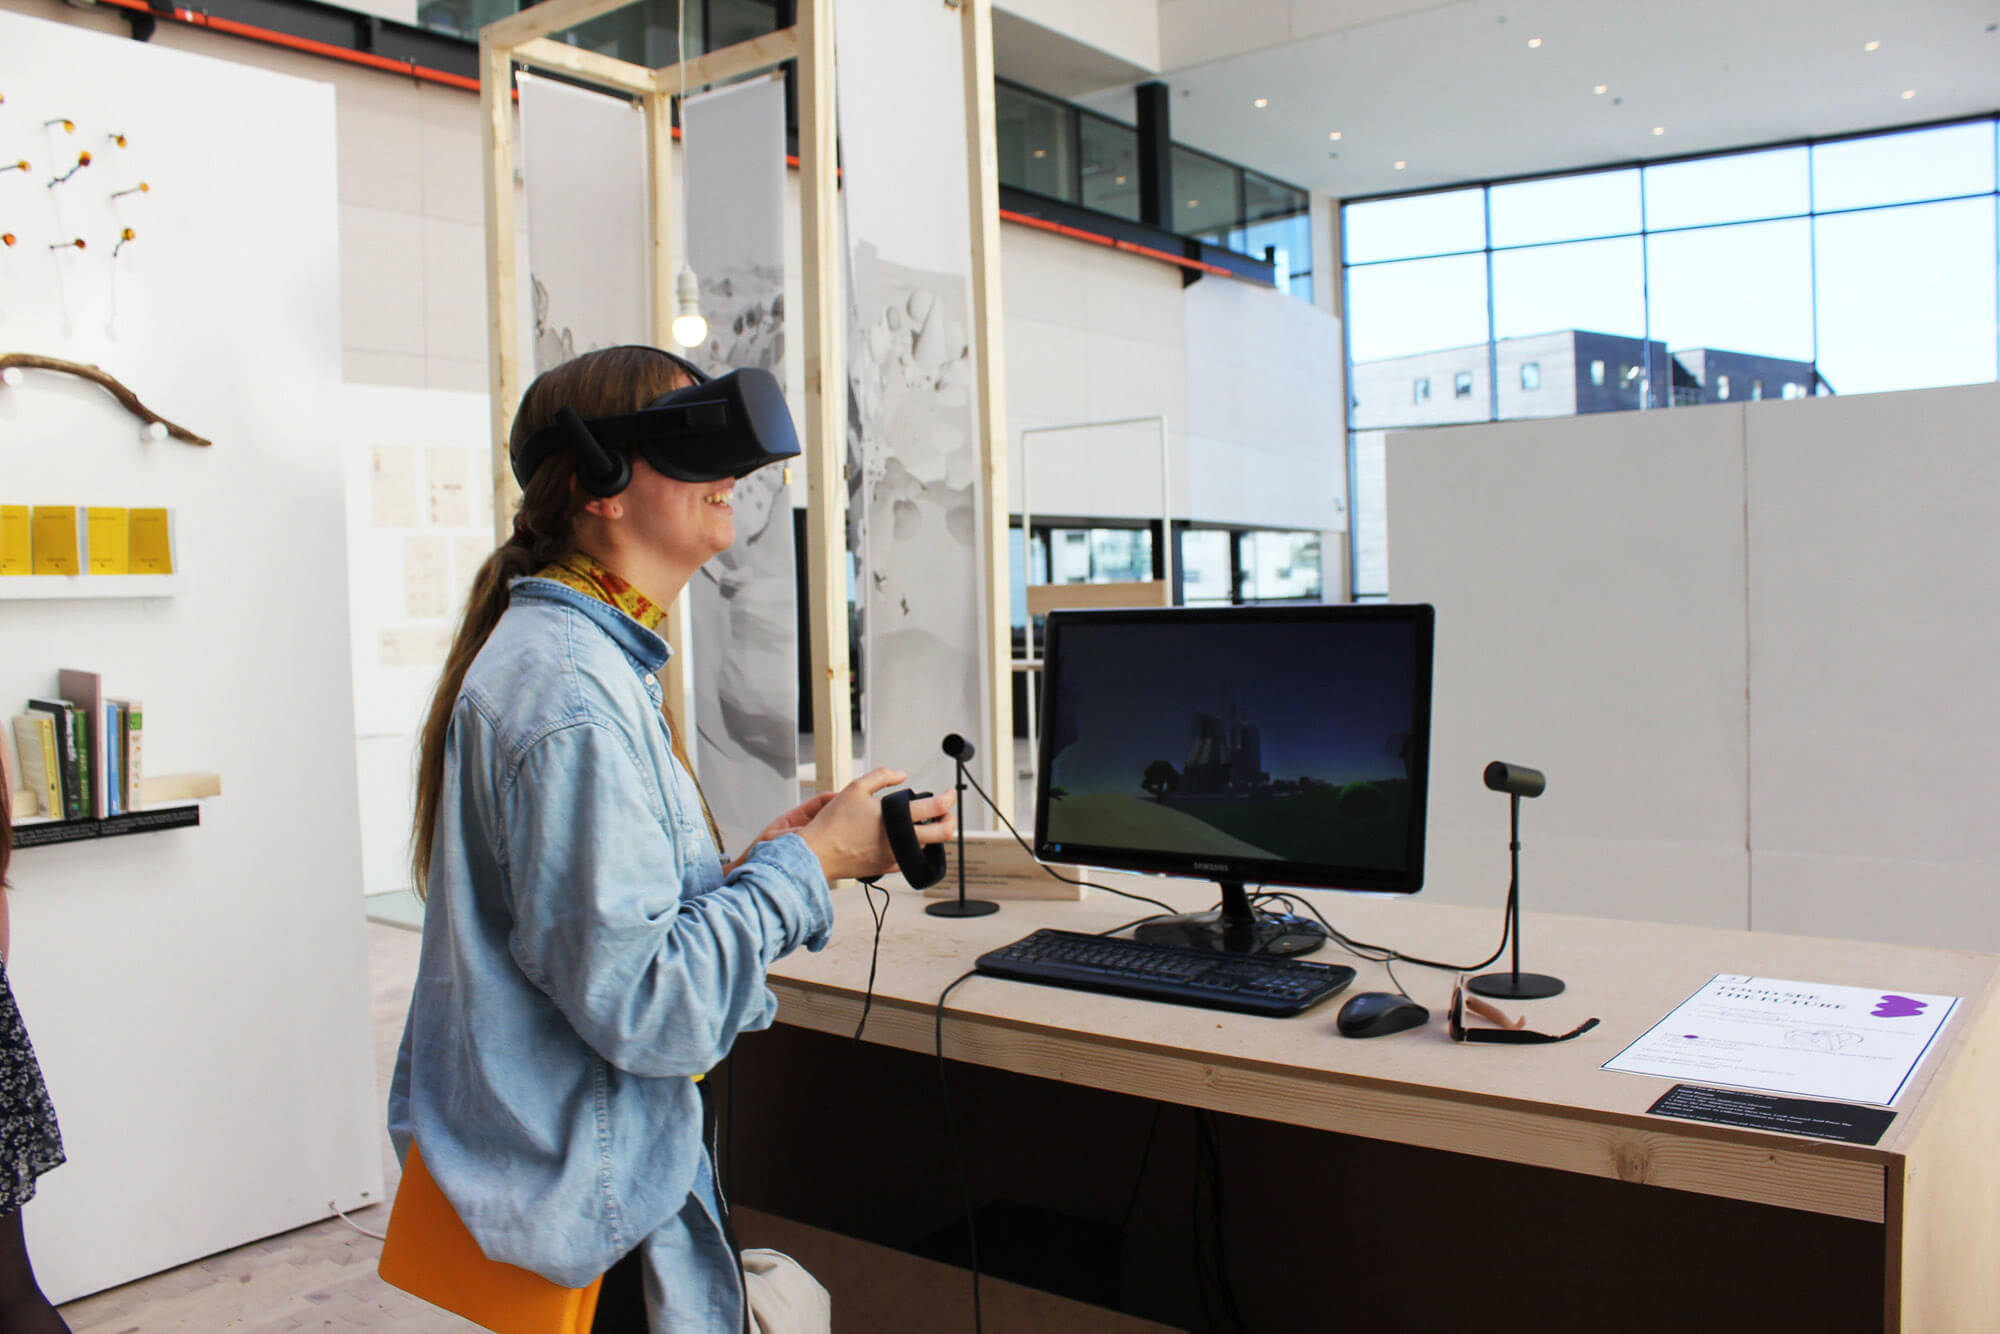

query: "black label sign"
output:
1646 1083 1895 1146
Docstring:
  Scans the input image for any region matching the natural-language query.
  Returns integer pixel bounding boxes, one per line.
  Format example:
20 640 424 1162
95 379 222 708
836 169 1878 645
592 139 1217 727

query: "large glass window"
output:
1173 146 1243 240
1078 113 1140 222
1341 114 2000 599
996 82 1077 204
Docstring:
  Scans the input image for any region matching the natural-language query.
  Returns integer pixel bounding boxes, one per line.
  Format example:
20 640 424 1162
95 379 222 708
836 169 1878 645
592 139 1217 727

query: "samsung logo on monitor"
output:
1192 860 1232 873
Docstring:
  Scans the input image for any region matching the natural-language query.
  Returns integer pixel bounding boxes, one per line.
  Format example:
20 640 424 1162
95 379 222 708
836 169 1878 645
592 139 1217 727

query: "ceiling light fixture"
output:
1393 160 1407 170
1651 126 1665 136
1032 148 1046 158
1527 37 1542 47
1115 174 1126 184
1254 97 1269 108
1593 84 1608 95
1864 40 1880 51
1187 199 1199 207
1329 130 1343 141
1901 89 1915 99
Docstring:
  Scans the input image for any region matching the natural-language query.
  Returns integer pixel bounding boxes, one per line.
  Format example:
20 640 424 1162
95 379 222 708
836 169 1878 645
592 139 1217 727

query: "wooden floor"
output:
55 922 479 1333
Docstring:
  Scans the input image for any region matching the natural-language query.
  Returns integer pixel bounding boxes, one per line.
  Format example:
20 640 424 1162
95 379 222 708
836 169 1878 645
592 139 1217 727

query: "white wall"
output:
1003 222 1348 539
1387 382 2000 952
0 12 379 1300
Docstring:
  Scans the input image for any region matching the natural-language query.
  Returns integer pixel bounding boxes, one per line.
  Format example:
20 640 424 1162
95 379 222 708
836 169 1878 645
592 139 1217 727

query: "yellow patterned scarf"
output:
532 549 727 856
533 550 667 631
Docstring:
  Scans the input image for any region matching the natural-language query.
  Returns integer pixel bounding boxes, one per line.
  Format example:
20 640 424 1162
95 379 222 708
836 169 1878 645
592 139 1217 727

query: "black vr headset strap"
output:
509 347 712 492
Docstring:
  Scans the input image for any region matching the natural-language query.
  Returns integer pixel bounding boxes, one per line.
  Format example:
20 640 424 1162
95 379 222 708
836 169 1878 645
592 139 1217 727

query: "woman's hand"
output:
724 793 836 875
796 767 957 884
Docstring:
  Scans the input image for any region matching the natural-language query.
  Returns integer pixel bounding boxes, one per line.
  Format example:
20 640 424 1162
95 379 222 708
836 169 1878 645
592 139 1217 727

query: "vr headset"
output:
511 350 801 498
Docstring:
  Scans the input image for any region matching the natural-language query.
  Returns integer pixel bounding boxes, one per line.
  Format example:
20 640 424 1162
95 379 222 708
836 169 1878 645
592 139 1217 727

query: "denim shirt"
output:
387 578 832 1291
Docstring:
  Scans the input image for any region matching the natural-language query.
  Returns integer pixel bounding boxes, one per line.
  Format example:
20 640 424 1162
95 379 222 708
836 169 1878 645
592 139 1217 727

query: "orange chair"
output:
378 1143 604 1334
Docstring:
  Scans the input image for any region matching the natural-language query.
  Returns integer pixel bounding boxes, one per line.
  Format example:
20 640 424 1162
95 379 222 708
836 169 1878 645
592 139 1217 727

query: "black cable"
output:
853 876 891 1040
1251 884 1516 977
1117 1101 1166 1237
955 765 1179 917
1201 1111 1245 1334
934 968 984 1334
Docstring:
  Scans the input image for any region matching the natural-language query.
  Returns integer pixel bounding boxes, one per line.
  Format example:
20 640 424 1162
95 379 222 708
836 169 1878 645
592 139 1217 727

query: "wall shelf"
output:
0 574 180 601
11 803 200 848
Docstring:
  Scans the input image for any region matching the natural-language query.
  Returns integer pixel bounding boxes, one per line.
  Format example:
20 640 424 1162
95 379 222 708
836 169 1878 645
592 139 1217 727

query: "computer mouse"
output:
1336 991 1431 1038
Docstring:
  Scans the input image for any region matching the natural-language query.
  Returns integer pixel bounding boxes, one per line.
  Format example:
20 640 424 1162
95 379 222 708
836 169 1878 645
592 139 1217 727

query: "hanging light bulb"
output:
670 266 707 348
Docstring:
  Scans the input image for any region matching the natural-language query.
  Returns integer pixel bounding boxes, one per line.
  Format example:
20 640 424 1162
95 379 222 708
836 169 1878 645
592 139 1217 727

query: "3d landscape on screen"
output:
1043 620 1418 871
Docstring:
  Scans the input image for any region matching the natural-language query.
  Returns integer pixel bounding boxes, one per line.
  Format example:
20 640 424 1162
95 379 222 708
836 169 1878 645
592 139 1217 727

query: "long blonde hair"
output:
410 346 717 897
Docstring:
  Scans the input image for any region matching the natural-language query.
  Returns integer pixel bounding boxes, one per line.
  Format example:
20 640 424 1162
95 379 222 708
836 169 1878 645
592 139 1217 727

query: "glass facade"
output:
1342 116 2000 598
993 80 1315 302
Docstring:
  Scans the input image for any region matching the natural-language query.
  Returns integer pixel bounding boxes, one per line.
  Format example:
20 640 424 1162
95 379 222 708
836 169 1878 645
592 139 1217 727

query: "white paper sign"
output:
1604 974 1958 1106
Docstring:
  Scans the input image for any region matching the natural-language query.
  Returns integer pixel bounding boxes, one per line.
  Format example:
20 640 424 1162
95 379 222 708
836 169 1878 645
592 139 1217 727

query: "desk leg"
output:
1885 995 2000 1332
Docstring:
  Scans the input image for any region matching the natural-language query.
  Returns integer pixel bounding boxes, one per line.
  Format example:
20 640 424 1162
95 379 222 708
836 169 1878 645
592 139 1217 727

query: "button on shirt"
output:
388 578 833 1301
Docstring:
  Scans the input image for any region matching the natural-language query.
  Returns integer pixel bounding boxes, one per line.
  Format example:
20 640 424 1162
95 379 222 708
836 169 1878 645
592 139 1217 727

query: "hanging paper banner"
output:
834 0 992 803
518 72 650 371
682 76 799 851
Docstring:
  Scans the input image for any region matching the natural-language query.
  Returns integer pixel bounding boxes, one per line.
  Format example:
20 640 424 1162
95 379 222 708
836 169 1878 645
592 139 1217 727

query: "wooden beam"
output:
480 39 524 544
642 86 695 744
797 0 850 797
512 37 657 96
652 26 800 95
481 0 635 51
961 0 1012 824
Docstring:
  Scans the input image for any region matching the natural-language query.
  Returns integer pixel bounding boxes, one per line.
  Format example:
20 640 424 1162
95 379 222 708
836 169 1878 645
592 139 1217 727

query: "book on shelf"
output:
86 508 131 575
127 509 174 575
0 506 30 577
58 670 108 819
30 507 84 576
24 698 82 820
9 715 60 818
118 699 144 810
104 700 124 816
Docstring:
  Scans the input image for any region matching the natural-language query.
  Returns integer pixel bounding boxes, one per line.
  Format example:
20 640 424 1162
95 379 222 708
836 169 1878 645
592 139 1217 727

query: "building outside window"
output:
1339 115 2000 599
1454 371 1474 398
1413 377 1432 403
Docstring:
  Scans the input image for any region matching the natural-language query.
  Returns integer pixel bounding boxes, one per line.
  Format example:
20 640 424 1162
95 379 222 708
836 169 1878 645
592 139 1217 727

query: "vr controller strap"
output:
881 789 946 890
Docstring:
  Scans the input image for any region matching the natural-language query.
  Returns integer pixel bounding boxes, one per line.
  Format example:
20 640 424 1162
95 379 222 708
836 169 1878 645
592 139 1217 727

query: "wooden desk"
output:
731 879 1999 1332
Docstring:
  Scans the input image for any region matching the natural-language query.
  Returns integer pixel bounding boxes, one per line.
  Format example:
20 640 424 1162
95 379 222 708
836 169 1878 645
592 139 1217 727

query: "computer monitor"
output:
1033 603 1435 957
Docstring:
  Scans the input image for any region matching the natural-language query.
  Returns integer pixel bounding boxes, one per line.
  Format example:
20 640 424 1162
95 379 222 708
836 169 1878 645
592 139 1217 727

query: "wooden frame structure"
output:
478 0 1013 813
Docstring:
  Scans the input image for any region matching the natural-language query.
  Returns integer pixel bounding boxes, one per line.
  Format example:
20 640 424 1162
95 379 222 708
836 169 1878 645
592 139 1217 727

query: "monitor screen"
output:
1033 604 1434 893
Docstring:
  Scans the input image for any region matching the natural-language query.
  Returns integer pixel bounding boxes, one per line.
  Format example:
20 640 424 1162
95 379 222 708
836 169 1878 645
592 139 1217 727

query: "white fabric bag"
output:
742 1247 831 1334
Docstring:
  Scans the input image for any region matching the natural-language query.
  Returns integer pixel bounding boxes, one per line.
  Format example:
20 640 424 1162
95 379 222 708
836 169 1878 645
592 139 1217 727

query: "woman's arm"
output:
499 719 835 1077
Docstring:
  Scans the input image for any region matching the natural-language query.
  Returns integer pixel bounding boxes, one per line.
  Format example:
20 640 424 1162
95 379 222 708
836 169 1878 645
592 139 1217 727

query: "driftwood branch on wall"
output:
0 353 213 447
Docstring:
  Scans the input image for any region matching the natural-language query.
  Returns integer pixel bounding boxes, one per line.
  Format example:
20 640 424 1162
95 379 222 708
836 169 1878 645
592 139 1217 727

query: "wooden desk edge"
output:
770 977 1889 1224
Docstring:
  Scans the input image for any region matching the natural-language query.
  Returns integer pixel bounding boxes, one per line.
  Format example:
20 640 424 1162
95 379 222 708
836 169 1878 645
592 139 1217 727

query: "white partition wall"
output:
1744 382 2000 950
1388 380 2000 951
1387 406 1752 929
0 13 379 1300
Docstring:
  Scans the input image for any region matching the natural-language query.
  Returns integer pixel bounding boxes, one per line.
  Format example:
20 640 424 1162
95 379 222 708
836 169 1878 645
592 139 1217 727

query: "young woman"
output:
0 782 71 1332
389 344 952 1333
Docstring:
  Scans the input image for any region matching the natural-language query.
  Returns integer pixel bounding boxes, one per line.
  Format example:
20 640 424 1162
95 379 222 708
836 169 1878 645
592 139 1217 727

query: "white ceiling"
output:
1068 0 2000 199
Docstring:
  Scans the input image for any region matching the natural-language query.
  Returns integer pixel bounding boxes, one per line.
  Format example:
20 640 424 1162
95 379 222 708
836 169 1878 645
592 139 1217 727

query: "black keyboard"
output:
975 928 1355 1017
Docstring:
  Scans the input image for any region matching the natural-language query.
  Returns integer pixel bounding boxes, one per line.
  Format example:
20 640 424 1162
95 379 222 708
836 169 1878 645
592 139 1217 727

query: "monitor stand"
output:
1134 881 1328 958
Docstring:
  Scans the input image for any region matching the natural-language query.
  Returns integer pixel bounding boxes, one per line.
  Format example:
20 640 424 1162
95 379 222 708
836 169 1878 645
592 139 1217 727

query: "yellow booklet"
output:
31 507 83 575
88 507 131 574
128 508 174 574
0 506 30 576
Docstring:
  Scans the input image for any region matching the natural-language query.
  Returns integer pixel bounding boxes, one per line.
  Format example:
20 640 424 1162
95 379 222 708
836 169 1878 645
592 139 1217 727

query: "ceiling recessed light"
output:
1328 130 1343 141
1652 126 1666 135
1032 148 1046 158
1527 36 1542 47
1115 174 1126 184
1393 160 1407 170
1254 97 1269 108
1864 40 1880 51
1901 89 1916 99
1187 199 1199 207
1593 84 1608 95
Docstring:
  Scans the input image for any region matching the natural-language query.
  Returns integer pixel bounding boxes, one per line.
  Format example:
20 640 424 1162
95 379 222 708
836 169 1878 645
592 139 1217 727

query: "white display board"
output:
0 12 379 1300
343 386 495 897
1387 405 1752 929
1387 381 2000 953
1744 382 2000 950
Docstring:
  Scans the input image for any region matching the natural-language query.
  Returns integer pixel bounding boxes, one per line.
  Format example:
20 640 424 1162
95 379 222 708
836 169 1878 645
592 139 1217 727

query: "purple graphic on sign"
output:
1871 995 1927 1019
1683 1034 1699 1039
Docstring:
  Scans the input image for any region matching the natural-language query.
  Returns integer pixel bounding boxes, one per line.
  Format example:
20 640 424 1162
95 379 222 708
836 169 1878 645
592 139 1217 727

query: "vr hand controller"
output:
880 788 947 890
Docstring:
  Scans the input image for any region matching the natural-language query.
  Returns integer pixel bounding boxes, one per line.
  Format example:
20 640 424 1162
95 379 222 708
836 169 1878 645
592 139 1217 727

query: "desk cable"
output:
1249 887 1516 978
